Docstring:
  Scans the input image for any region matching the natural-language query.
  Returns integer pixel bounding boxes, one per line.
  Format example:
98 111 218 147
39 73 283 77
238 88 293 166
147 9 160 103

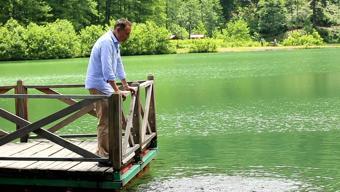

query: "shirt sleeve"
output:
100 40 116 82
116 55 126 80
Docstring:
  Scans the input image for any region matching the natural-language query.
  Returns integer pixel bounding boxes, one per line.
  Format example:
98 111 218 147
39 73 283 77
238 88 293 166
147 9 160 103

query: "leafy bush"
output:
282 30 324 46
189 38 218 53
213 19 261 47
79 25 105 56
0 19 27 60
25 19 80 59
122 21 175 55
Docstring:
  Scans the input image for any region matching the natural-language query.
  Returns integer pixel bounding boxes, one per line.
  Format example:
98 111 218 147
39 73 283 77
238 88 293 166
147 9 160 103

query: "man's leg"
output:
89 89 109 157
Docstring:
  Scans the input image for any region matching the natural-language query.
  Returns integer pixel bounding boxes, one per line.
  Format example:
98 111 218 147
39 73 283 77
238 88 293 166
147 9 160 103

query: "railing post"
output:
131 82 142 161
108 94 122 171
15 80 29 142
147 75 157 148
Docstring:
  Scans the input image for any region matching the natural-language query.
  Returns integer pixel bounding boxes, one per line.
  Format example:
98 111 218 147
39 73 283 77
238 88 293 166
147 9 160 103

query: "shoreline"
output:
176 44 340 54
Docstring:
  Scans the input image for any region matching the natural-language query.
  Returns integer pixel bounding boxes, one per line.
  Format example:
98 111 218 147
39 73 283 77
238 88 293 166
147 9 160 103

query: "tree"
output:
167 0 223 37
233 2 260 34
201 0 224 36
257 0 287 37
310 0 340 27
103 0 166 26
0 0 51 25
46 0 98 30
285 0 312 30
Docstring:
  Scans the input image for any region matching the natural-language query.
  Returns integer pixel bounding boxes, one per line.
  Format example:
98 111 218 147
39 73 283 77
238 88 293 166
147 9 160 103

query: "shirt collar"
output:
110 30 120 50
110 31 119 44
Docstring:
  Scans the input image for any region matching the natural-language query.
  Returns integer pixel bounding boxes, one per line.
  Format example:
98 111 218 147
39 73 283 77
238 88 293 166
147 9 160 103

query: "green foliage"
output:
167 0 222 37
200 0 224 36
215 19 261 47
192 21 207 35
122 21 175 55
46 0 98 30
318 1 340 26
233 3 259 34
79 25 105 56
189 39 218 53
223 19 252 41
169 24 189 39
0 0 51 25
285 0 312 30
0 19 27 60
316 26 340 43
282 29 324 46
310 0 340 27
258 0 287 36
25 20 80 59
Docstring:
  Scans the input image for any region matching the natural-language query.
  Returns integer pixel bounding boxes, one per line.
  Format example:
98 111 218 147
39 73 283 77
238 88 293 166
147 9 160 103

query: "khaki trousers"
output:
89 89 109 157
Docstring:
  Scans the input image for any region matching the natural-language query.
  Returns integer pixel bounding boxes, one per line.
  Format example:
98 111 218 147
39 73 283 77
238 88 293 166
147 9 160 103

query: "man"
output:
85 18 135 157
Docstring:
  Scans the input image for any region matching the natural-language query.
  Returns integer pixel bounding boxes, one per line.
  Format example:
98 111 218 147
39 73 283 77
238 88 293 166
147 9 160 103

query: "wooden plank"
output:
4 142 54 169
25 85 84 89
0 130 8 137
122 95 136 154
67 142 99 172
87 163 112 173
108 94 122 170
0 86 16 89
147 76 157 135
24 142 80 170
34 128 100 158
15 80 29 142
141 133 157 150
123 144 140 161
139 80 152 88
141 85 152 142
46 141 96 171
0 94 107 99
22 143 66 169
48 104 95 133
0 142 41 167
132 83 142 152
0 99 96 146
36 141 85 170
0 107 100 159
36 88 97 117
0 88 12 94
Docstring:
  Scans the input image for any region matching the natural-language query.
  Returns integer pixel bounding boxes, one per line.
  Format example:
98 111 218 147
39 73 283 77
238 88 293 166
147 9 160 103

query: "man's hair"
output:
114 19 132 31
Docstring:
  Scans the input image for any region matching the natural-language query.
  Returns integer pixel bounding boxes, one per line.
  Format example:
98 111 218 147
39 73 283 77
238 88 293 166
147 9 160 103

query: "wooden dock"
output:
0 75 158 191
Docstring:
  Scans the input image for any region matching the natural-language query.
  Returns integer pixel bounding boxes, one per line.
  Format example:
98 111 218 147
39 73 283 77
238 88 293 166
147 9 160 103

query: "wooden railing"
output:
0 75 157 170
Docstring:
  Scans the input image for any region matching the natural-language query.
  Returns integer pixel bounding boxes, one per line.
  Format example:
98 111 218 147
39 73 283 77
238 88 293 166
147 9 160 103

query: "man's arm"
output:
107 80 120 92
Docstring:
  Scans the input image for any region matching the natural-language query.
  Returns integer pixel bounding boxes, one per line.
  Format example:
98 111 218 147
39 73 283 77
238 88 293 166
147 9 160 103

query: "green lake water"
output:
1 48 340 191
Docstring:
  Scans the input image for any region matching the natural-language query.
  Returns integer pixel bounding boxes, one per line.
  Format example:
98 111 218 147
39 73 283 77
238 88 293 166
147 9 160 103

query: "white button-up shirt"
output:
85 30 126 95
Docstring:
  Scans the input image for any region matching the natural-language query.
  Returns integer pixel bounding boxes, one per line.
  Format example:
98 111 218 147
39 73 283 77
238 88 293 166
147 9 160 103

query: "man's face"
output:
117 26 131 43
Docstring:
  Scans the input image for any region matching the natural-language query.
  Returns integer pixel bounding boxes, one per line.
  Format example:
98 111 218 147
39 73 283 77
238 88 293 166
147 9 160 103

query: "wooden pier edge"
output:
0 149 157 190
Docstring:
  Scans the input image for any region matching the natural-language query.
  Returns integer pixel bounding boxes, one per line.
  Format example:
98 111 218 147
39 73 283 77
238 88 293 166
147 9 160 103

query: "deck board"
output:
5 143 53 169
0 142 40 167
23 143 65 169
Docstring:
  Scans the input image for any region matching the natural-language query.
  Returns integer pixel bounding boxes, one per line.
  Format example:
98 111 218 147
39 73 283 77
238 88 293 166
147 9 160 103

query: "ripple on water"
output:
137 175 303 192
158 98 340 136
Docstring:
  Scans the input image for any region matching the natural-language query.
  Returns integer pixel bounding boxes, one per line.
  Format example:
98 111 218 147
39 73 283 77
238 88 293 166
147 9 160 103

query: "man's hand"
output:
123 85 136 95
